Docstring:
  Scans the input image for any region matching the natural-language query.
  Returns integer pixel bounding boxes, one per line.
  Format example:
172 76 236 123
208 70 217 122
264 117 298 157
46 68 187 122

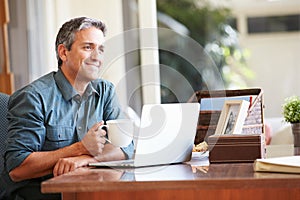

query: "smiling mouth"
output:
86 62 100 68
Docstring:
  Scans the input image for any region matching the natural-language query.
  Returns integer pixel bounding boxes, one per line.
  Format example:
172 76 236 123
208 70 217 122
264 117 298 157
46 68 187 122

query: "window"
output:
247 14 300 34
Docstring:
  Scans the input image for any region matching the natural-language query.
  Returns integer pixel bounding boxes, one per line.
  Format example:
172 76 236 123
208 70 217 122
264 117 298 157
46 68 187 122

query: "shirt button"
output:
78 127 82 130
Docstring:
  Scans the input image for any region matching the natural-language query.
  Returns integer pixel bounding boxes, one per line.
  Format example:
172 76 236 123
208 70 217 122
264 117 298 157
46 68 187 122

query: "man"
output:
0 17 134 200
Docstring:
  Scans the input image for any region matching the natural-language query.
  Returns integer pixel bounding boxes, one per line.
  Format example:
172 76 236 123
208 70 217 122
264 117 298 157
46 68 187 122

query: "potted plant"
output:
282 95 300 155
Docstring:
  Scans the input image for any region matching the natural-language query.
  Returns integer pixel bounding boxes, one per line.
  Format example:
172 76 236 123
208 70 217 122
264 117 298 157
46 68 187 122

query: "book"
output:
254 156 300 174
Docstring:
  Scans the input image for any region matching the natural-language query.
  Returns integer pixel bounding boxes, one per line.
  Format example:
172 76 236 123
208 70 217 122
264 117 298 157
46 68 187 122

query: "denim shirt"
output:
1 69 134 197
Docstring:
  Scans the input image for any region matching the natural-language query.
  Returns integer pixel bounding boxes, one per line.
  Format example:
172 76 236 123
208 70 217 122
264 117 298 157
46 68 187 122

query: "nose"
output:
90 48 104 61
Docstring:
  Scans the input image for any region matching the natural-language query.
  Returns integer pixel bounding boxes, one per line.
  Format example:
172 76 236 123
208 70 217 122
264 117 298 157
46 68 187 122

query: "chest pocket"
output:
43 126 75 151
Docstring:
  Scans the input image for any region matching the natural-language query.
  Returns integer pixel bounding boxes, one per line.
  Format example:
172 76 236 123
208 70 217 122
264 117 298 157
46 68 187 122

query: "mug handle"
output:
98 125 112 144
99 124 108 132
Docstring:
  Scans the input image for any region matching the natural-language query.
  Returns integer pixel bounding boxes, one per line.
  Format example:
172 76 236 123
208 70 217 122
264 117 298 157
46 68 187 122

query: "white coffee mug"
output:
102 119 134 147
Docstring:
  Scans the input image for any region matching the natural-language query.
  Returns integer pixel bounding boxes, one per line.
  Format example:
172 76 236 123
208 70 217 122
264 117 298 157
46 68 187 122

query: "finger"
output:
93 121 104 131
69 163 76 172
53 163 59 177
53 160 64 176
57 163 65 176
63 164 72 175
94 141 105 155
99 136 107 144
56 159 67 176
99 128 107 137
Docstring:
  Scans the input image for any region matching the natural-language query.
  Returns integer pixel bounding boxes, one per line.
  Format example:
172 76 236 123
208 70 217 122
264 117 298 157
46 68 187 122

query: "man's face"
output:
62 27 105 83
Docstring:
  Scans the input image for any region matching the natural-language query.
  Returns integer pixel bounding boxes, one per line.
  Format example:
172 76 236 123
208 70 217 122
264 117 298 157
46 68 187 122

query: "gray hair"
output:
55 17 107 67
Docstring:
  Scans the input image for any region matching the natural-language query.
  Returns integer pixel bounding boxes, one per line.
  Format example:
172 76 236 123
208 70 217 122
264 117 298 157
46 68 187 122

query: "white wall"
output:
230 0 300 118
243 33 300 118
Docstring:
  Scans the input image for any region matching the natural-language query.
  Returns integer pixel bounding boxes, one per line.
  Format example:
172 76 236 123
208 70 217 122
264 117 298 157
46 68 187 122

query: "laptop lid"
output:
89 102 200 168
132 103 200 167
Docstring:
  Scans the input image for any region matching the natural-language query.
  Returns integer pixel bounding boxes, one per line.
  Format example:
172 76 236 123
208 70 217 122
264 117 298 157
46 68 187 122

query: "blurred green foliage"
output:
157 0 231 45
157 0 254 102
283 96 300 123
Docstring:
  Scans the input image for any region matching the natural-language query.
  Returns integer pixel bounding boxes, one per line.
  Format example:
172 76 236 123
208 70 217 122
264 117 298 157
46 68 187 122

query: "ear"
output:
57 44 68 62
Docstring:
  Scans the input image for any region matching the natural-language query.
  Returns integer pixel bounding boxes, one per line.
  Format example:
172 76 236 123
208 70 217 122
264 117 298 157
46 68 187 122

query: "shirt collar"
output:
54 69 99 101
82 82 98 99
54 69 77 101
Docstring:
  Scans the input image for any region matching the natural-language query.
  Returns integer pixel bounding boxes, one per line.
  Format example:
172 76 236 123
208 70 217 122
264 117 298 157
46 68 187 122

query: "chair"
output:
0 92 9 175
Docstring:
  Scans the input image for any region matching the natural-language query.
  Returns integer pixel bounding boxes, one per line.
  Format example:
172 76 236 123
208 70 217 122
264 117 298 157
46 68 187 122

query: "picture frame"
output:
215 100 250 135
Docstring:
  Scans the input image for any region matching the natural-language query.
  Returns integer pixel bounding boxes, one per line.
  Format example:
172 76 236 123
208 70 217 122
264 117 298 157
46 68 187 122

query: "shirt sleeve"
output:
5 89 46 172
121 141 135 159
100 81 135 159
101 82 124 120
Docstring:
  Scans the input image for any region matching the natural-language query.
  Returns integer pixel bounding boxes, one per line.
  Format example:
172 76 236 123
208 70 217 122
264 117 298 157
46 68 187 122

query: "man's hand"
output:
81 121 107 157
53 155 97 176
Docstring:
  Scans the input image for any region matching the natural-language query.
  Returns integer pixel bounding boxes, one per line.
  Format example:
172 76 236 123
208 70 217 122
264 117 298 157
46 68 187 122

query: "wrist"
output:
80 155 99 165
76 141 89 155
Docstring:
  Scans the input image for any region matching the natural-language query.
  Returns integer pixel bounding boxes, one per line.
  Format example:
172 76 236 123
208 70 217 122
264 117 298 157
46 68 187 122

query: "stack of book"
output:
254 156 300 174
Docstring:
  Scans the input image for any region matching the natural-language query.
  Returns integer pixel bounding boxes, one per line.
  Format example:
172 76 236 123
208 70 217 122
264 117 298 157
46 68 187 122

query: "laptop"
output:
89 103 200 168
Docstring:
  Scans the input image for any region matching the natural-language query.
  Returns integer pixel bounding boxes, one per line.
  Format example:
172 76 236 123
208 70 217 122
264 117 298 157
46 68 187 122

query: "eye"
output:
99 46 104 53
83 45 92 50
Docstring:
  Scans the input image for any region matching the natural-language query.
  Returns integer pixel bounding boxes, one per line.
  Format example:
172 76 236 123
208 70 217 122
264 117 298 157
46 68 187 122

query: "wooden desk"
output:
42 155 300 200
